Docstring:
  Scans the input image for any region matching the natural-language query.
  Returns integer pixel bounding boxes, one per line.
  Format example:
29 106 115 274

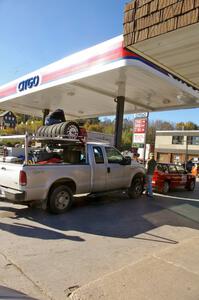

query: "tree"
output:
154 120 175 130
176 121 199 130
84 122 103 133
76 117 100 126
146 120 175 144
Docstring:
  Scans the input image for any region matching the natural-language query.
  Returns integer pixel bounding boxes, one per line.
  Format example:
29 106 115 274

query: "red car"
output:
152 163 196 193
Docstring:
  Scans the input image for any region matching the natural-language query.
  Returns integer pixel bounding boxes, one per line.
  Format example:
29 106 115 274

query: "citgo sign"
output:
17 75 40 92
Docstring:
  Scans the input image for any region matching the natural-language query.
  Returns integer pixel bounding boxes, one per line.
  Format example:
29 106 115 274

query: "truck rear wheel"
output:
128 175 144 199
48 185 73 214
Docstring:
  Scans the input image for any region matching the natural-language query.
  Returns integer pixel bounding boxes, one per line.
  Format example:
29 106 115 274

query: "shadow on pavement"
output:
0 186 199 241
0 219 84 242
0 285 38 299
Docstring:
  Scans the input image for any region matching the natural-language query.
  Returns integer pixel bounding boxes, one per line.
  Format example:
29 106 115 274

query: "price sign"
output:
133 133 145 144
134 118 147 134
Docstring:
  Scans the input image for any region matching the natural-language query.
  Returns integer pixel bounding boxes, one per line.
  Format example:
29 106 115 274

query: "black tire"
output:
43 126 50 137
162 181 170 194
51 124 59 137
36 126 43 137
55 123 63 137
39 125 50 138
187 180 195 191
59 122 67 136
128 175 144 199
63 122 80 139
48 185 73 214
48 125 55 137
37 126 46 137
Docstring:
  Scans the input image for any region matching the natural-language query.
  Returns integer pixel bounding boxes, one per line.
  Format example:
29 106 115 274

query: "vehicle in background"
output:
152 163 196 194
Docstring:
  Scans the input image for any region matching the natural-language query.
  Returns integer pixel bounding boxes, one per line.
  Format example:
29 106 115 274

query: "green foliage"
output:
1 111 199 149
84 122 104 132
176 121 199 130
0 119 43 146
76 117 100 126
16 120 42 134
122 128 132 148
0 120 42 135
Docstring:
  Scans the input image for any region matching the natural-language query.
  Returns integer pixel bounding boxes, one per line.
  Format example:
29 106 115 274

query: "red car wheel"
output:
187 180 195 191
162 181 170 194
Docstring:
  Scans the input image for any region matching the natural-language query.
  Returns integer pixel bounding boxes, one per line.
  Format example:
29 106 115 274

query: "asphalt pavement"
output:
0 180 199 300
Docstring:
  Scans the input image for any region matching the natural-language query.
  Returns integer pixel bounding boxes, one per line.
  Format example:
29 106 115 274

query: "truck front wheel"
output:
48 185 73 214
128 175 144 199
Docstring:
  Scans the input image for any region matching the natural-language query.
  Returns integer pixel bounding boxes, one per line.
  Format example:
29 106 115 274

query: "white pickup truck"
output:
0 136 145 214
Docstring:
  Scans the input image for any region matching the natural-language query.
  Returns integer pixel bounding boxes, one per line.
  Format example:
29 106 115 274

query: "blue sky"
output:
0 0 199 125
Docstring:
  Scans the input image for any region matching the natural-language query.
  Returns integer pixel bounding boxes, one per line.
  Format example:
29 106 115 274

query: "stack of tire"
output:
36 121 80 139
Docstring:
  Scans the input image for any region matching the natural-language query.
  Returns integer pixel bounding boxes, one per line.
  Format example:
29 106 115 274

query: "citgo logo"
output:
17 75 41 92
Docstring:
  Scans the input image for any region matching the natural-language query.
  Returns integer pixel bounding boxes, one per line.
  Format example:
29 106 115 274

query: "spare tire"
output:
39 126 47 137
36 122 80 139
36 126 43 137
62 122 80 139
54 123 64 137
43 126 50 137
48 125 55 137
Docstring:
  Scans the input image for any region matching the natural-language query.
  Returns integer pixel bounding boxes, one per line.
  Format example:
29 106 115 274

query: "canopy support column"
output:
114 96 125 149
42 109 50 125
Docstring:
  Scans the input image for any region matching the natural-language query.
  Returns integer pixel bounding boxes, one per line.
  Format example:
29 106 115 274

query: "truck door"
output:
104 146 129 190
91 146 107 192
91 145 130 193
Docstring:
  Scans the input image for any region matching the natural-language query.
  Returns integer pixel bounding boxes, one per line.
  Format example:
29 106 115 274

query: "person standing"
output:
133 153 140 162
186 159 194 172
145 153 157 198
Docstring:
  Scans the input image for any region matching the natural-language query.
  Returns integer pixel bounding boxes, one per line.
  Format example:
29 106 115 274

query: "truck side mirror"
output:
121 156 131 165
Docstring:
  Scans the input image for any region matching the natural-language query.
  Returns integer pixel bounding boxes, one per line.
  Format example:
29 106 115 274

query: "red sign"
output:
134 118 147 133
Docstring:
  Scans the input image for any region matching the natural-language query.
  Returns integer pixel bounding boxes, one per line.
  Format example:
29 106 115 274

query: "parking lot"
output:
0 181 199 300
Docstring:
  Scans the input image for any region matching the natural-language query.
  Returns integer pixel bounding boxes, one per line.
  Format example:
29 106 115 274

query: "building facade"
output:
155 130 199 164
0 111 17 129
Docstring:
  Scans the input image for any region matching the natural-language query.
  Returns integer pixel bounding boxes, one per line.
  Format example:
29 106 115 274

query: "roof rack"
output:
0 132 87 165
34 135 86 144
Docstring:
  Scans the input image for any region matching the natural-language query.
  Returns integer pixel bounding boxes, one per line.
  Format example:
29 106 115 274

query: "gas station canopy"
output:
0 35 199 119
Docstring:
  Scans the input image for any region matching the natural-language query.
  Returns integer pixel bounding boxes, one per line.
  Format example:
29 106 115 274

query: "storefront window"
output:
172 136 183 144
187 136 199 145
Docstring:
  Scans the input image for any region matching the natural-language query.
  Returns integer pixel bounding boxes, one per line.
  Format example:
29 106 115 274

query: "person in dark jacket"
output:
45 109 66 125
186 159 194 172
145 153 157 198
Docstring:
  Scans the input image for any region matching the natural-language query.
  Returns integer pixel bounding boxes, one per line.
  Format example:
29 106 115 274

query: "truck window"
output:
105 146 123 164
93 146 104 164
